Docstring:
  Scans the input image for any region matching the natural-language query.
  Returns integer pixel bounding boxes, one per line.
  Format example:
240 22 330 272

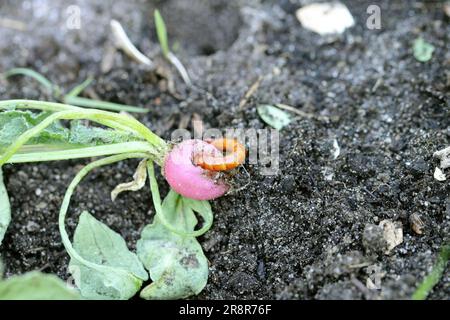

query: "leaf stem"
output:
64 96 149 113
65 77 94 98
4 68 61 96
58 153 149 276
6 142 155 163
147 162 213 237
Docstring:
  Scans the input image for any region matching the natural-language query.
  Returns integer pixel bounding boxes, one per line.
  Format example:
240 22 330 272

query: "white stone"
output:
295 2 355 35
434 167 446 181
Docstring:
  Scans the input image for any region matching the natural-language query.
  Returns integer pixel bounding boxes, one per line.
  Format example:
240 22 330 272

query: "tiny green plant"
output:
413 37 434 63
154 9 192 86
0 99 243 299
4 68 149 113
412 243 450 300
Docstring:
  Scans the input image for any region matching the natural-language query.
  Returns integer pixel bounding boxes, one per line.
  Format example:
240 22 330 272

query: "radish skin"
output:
163 139 229 200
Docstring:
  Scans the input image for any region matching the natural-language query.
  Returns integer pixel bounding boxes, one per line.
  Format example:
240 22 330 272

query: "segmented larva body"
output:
194 138 246 171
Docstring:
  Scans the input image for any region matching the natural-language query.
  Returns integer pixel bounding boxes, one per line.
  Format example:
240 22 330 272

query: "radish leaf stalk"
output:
138 164 209 299
58 153 150 300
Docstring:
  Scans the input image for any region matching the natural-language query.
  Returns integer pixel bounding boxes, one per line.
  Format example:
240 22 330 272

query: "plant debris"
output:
413 37 435 62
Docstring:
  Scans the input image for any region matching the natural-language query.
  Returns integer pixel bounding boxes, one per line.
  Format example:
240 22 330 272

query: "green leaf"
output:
257 104 292 130
68 120 140 146
0 110 143 152
69 211 148 300
137 187 210 300
0 271 81 300
137 225 208 299
413 37 434 62
154 9 170 57
0 110 69 147
0 167 11 245
412 244 450 300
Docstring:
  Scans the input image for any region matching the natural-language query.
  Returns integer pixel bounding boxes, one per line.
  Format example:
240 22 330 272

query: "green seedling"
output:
4 68 148 113
412 244 450 300
0 99 218 300
154 10 192 86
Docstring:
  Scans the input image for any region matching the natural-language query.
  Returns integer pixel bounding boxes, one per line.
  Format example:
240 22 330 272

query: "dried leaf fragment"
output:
379 219 403 255
111 159 147 201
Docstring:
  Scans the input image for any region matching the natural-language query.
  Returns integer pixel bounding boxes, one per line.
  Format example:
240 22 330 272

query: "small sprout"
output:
154 10 169 58
413 37 434 62
154 10 192 86
257 104 292 130
4 68 148 113
4 67 61 97
412 244 450 300
409 213 425 235
110 19 153 67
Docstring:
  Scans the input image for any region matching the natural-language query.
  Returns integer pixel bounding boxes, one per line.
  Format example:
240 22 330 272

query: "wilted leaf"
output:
257 104 292 130
69 211 148 300
379 219 403 254
111 159 148 201
137 190 209 299
0 167 11 245
0 271 81 300
413 37 434 62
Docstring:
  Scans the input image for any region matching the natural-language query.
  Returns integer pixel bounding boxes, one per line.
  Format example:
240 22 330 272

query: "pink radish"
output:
163 139 229 200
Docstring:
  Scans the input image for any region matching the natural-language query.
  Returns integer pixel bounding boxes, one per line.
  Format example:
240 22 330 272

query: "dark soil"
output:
0 0 449 299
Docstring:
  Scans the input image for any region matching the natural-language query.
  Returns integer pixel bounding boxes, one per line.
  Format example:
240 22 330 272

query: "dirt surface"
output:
0 0 449 299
